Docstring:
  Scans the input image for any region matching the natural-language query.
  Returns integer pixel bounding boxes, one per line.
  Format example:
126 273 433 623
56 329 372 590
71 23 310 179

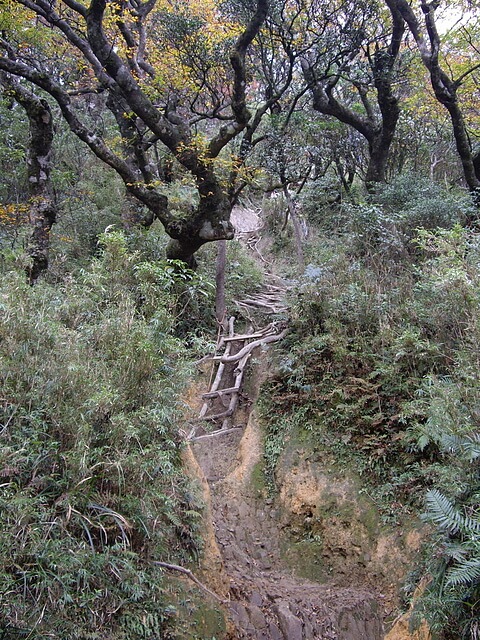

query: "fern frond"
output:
462 514 480 536
441 433 480 460
164 510 183 528
425 489 464 534
446 557 480 587
444 541 469 562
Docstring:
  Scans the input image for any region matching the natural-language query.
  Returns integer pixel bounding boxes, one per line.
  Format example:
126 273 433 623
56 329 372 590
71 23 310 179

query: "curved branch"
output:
302 61 374 142
19 0 111 87
208 0 269 157
212 329 287 364
0 56 170 223
86 0 183 155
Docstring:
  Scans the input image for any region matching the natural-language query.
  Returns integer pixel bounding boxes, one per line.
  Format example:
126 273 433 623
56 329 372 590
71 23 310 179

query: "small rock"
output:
268 623 284 640
230 602 254 633
239 501 250 518
249 604 267 629
275 601 303 640
235 526 245 543
303 617 314 638
250 591 263 606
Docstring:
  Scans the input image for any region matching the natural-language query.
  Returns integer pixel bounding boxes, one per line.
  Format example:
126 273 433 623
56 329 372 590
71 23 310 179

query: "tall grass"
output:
0 232 203 638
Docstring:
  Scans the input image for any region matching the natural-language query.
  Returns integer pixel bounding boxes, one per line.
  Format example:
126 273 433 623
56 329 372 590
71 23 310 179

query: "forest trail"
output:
187 205 387 639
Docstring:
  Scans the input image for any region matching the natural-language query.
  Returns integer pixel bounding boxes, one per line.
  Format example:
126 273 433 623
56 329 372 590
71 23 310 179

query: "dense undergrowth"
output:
0 232 211 639
1 162 479 639
260 175 480 639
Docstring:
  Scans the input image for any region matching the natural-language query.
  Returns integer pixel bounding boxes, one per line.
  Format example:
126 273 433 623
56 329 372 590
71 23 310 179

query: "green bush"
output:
260 206 480 639
265 222 480 493
0 233 204 638
307 174 475 262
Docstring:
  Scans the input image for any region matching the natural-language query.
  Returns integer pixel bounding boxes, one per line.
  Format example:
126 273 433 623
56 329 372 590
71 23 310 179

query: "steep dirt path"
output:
189 206 386 639
192 413 385 639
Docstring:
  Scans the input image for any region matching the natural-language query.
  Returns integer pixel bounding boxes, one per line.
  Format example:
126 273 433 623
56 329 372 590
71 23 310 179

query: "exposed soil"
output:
191 410 385 639
183 206 423 639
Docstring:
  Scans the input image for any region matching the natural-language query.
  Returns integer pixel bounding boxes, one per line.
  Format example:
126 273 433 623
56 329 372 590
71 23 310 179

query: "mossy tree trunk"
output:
0 74 56 282
394 0 480 209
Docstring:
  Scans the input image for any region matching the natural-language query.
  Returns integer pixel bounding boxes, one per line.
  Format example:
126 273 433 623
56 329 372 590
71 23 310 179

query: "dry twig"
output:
153 561 227 603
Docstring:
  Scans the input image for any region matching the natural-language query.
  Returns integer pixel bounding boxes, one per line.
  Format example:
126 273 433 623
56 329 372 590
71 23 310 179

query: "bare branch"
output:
208 0 269 157
152 562 227 604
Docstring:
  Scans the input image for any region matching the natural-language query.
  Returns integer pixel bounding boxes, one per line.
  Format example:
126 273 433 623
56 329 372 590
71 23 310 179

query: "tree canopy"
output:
0 0 480 271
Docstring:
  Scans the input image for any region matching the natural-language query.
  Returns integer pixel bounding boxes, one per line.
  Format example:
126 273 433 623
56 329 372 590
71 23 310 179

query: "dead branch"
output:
235 298 286 313
153 561 227 604
241 296 283 306
201 408 235 421
212 329 287 364
202 386 239 399
189 427 243 442
222 331 264 342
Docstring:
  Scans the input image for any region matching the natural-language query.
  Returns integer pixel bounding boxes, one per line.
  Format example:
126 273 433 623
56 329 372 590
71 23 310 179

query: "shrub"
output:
264 220 480 502
321 174 476 262
0 233 203 638
262 212 480 639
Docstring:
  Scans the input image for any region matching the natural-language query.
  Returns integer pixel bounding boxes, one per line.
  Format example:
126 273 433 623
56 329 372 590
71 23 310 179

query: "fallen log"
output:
212 329 287 364
222 331 264 342
202 386 239 399
189 427 243 442
201 408 235 422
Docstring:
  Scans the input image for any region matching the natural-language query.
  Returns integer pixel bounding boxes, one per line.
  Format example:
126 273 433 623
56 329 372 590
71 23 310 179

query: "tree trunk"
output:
282 181 305 272
365 131 395 189
303 1 403 193
473 149 480 181
215 240 227 329
304 69 400 193
365 49 401 190
1 75 56 282
392 0 480 207
163 176 235 268
27 196 57 283
25 99 56 282
443 97 480 198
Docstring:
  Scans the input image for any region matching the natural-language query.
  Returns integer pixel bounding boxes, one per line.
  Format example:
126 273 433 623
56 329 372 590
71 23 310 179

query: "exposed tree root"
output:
189 427 243 442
